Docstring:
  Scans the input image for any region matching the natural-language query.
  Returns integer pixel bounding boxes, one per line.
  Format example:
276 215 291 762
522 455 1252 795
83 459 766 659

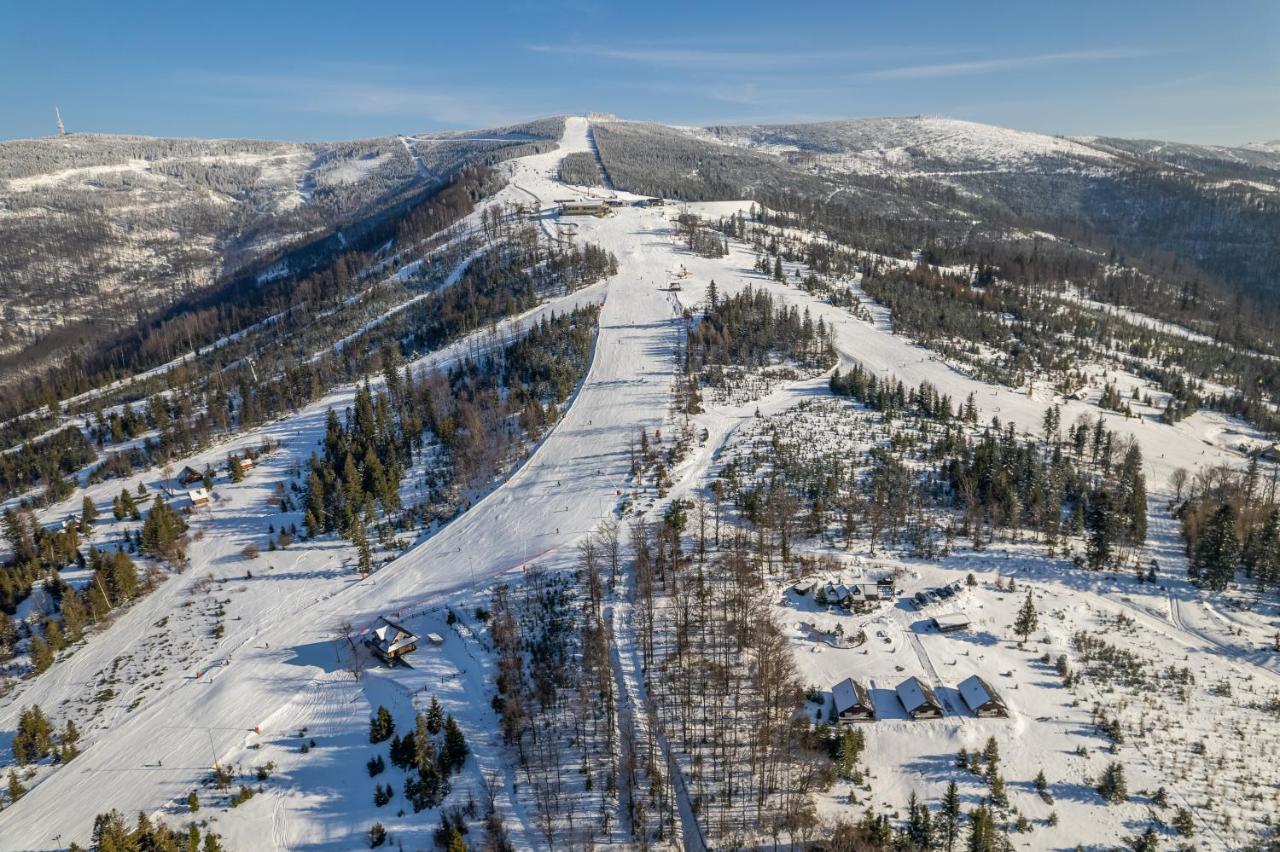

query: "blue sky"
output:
2 0 1277 144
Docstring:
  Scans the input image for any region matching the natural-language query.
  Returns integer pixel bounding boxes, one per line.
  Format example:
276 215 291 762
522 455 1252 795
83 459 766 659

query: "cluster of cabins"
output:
832 674 1008 723
795 576 896 612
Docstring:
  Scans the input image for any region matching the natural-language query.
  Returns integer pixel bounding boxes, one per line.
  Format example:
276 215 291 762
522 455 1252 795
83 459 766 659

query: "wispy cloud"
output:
526 42 935 70
866 49 1158 80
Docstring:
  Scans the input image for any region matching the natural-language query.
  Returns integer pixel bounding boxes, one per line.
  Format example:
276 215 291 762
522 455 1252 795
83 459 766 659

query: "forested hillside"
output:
0 118 564 383
593 117 1280 347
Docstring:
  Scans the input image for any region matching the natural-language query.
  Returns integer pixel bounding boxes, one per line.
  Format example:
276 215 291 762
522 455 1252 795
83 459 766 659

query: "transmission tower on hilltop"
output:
55 106 66 136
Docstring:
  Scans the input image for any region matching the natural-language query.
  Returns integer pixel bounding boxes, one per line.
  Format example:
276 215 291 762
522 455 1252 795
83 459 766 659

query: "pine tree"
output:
1254 507 1280 593
905 790 935 849
80 495 98 532
414 712 434 774
940 780 962 852
1118 443 1147 544
61 592 87 642
187 791 200 813
1012 590 1038 644
441 715 469 774
6 769 24 802
30 636 53 673
988 770 1008 808
90 810 132 852
352 523 373 577
965 802 1000 852
1126 825 1159 852
370 706 394 743
981 736 1000 766
1097 761 1128 803
1085 490 1119 570
425 696 444 735
1193 502 1240 591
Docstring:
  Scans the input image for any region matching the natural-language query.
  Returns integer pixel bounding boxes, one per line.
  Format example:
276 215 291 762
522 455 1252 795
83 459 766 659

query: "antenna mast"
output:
55 106 66 136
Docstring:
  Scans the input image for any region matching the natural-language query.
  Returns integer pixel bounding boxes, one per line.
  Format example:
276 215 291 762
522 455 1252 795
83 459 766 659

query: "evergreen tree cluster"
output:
379 697 470 813
722 387 1147 564
1177 460 1280 595
304 306 600 568
0 426 96 503
688 284 836 375
76 808 224 852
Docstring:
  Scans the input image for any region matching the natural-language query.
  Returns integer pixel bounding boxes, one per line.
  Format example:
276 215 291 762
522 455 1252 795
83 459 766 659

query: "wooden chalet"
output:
832 677 876 724
366 617 419 665
176 465 205 486
896 676 945 719
958 675 1008 718
188 488 211 508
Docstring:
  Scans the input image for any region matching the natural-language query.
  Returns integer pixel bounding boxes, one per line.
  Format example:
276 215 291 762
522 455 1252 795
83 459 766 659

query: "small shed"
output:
176 465 204 486
958 675 1008 718
188 488 211 507
832 677 875 724
896 676 944 719
425 632 445 647
366 617 419 665
234 456 255 475
932 612 971 633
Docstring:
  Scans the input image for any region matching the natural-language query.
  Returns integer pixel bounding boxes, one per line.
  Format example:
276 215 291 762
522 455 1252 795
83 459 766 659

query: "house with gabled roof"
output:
958 674 1008 717
896 676 944 719
366 617 419 665
832 677 875 724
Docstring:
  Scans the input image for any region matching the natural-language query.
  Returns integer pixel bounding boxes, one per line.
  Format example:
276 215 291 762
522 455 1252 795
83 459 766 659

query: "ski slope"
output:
0 117 684 850
3 116 1277 850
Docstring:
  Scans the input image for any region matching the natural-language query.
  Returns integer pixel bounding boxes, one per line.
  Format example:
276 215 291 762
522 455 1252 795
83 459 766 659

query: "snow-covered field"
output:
3 116 1279 850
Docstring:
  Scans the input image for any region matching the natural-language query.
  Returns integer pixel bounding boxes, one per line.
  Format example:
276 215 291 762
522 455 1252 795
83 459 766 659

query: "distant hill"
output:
0 118 563 380
590 115 1280 334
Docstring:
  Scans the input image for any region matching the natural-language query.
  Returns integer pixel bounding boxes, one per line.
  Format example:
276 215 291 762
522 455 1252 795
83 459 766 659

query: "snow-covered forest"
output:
1 113 1279 852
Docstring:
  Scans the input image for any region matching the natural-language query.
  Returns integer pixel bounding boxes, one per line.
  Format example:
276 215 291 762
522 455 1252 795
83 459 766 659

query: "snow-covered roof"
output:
932 612 971 630
832 677 872 714
958 675 1007 714
371 617 418 655
896 676 942 714
188 488 210 503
